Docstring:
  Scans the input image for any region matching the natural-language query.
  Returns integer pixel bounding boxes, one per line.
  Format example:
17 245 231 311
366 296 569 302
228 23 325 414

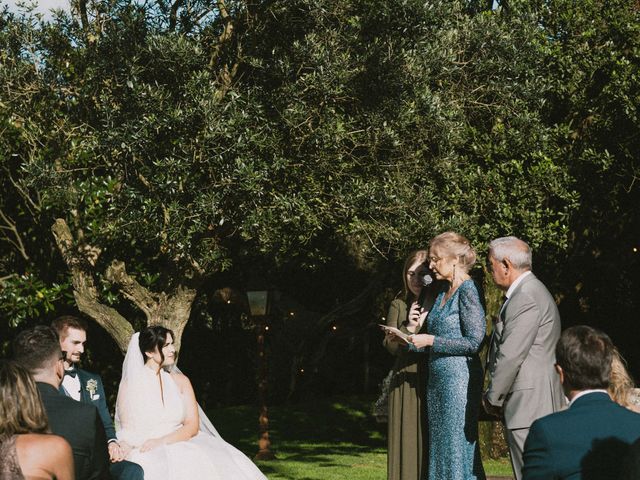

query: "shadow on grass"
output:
207 394 385 457
205 395 512 479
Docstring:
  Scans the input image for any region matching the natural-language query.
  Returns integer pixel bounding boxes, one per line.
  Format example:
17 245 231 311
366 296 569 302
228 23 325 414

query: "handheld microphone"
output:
417 273 433 306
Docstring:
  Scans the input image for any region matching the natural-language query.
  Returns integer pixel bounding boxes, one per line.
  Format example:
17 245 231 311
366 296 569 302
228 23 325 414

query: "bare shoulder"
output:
16 433 72 464
23 433 69 450
170 370 193 390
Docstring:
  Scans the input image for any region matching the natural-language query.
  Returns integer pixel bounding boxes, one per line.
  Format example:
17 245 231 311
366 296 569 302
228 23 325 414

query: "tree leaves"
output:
1 0 637 335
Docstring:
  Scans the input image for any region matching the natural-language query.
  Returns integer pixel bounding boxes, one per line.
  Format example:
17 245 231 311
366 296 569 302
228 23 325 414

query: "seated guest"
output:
522 325 640 480
0 359 74 480
609 348 640 413
13 325 111 480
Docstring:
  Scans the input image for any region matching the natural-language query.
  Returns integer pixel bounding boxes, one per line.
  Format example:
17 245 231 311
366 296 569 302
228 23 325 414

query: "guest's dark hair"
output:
0 360 49 435
139 326 174 365
556 325 613 390
13 326 62 374
51 315 88 339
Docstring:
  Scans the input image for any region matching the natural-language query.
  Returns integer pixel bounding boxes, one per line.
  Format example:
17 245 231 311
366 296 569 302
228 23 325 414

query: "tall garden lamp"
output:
246 288 276 460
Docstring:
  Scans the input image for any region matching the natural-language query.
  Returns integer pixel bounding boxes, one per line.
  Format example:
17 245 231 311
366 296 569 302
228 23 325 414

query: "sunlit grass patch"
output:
207 395 511 479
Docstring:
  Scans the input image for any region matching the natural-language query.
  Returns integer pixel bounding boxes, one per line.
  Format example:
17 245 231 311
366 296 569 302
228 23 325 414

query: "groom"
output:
52 315 143 480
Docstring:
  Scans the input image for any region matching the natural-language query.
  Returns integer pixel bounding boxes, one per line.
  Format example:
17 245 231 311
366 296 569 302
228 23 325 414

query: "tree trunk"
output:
52 219 134 352
52 218 197 353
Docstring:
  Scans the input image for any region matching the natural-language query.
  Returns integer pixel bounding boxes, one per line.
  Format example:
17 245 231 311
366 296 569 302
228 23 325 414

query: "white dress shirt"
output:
61 368 81 401
499 270 532 317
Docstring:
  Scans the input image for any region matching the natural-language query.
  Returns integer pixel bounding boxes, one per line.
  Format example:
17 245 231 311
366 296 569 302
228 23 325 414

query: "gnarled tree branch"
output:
0 208 29 261
105 260 158 318
53 218 199 352
52 218 134 353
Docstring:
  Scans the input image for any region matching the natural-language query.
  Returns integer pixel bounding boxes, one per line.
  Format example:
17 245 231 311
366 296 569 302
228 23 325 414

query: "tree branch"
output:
5 168 41 217
71 0 90 33
0 273 17 283
209 0 236 80
103 255 199 352
0 208 29 261
51 218 134 353
105 260 158 319
169 0 182 32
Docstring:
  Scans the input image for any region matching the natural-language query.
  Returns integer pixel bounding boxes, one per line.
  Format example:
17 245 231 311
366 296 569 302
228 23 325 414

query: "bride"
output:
115 326 267 480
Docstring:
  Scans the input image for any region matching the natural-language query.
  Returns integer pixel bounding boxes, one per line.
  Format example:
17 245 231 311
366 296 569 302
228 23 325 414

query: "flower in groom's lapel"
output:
86 378 98 398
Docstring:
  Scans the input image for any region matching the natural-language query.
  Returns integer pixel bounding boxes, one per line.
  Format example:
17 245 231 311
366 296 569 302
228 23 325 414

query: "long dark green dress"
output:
383 298 429 480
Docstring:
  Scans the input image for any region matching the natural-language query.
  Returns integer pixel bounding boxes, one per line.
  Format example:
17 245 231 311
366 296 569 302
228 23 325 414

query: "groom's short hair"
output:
13 325 62 373
51 315 88 339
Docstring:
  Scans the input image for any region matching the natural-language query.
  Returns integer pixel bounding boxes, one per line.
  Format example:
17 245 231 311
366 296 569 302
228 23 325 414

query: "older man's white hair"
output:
488 236 532 270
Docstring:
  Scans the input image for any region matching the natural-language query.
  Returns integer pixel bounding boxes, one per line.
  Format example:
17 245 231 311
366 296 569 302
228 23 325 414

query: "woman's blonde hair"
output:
0 360 49 435
429 231 477 273
402 249 428 302
609 348 636 407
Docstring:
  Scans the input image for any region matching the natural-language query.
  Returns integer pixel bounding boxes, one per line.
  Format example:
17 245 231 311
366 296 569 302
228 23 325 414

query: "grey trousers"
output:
505 427 529 480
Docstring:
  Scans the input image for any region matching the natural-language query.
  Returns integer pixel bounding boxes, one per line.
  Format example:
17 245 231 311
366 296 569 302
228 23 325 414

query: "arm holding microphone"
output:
386 272 434 345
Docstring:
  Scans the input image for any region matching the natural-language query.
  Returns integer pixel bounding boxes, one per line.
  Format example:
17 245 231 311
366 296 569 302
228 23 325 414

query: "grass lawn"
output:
207 395 513 479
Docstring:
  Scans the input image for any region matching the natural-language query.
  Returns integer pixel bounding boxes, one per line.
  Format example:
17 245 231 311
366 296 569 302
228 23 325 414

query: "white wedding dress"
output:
115 333 267 480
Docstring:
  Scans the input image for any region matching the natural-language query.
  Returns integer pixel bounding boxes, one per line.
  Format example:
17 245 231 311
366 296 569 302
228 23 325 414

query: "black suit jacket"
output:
60 368 117 441
37 382 111 480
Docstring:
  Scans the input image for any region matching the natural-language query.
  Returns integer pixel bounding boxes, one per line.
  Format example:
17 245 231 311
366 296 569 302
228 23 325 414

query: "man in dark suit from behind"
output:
523 325 640 480
51 315 143 480
13 325 111 480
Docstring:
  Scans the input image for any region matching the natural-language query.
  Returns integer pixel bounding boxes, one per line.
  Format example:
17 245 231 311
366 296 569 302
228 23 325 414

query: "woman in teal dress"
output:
409 232 486 480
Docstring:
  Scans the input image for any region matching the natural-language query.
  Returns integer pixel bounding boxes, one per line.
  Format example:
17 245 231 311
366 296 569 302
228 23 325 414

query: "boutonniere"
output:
86 379 98 397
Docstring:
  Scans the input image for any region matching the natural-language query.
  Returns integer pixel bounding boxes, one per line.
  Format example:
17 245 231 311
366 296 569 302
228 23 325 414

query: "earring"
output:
452 264 456 282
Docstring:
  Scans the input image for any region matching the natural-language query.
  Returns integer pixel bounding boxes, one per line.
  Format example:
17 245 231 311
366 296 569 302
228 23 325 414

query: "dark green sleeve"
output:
383 299 407 356
88 408 111 480
94 374 116 441
522 420 554 480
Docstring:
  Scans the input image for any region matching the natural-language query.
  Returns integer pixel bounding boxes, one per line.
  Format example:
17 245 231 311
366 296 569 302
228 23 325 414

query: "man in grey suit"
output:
483 236 566 480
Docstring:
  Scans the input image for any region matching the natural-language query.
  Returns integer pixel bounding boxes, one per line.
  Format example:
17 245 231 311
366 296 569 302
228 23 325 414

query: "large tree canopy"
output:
1 0 638 379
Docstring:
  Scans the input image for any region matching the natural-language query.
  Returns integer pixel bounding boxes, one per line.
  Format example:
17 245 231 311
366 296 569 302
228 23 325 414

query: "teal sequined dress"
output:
413 279 486 480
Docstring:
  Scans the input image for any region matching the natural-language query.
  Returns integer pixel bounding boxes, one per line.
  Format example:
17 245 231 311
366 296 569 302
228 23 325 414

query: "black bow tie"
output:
64 368 77 378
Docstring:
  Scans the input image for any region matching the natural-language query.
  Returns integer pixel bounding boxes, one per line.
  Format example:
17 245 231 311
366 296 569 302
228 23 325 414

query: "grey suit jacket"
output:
486 273 566 429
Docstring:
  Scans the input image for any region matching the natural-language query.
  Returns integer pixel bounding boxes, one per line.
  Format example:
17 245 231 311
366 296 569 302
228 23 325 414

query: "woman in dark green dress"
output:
383 250 437 480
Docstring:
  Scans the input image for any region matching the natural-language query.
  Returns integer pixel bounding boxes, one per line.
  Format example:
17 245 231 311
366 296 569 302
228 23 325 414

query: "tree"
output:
534 0 640 369
1 0 581 354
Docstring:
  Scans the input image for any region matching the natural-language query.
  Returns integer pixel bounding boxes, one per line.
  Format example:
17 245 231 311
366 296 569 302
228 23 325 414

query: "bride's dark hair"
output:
139 326 175 365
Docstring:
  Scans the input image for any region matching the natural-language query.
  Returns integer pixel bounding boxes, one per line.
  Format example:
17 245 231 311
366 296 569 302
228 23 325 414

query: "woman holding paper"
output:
382 249 437 480
408 232 486 480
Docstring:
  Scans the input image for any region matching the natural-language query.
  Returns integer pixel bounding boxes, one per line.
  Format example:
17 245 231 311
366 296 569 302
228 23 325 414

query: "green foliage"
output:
1 0 639 388
0 274 69 326
1 1 580 284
